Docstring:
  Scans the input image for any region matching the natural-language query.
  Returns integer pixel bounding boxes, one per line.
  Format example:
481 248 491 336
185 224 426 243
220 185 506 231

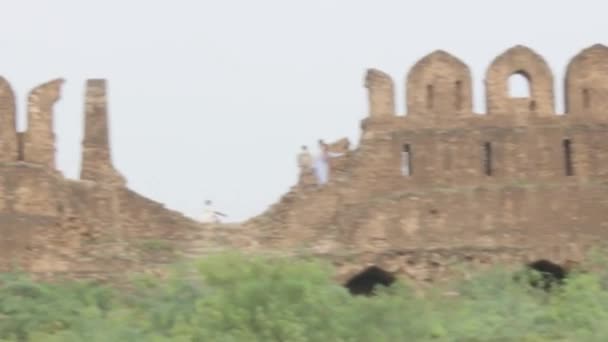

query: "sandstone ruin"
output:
2 44 608 285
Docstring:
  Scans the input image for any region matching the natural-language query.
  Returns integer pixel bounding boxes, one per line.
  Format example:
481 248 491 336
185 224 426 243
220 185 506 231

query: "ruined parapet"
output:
24 79 64 169
406 50 473 119
0 78 17 163
565 44 608 115
365 69 395 118
485 46 554 116
80 79 125 186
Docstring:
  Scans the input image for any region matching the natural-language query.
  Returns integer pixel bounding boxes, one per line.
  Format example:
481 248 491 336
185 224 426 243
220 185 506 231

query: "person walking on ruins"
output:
200 200 227 223
313 139 344 186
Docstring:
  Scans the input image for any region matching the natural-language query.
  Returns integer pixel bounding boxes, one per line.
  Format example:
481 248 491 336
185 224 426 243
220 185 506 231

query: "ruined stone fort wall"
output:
2 44 608 284
0 78 206 280
246 44 608 280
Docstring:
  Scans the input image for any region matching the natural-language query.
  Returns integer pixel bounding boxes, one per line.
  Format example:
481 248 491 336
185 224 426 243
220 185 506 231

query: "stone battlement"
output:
367 44 608 120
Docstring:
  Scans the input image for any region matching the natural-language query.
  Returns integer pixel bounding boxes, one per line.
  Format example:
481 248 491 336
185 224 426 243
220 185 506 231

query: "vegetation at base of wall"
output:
1 252 608 341
137 239 175 253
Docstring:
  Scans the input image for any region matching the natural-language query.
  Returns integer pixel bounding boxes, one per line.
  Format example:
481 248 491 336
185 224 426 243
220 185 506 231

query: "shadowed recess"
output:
523 259 568 291
344 266 396 296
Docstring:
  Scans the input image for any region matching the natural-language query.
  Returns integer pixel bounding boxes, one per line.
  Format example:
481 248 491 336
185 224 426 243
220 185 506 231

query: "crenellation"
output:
565 44 608 115
406 50 473 120
360 45 608 123
80 79 125 186
365 69 395 118
485 46 555 116
23 78 64 169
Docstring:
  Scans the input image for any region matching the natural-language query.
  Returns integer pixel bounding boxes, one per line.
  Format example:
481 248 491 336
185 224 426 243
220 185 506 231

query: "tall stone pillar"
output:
80 79 125 186
24 79 64 169
0 77 17 162
365 69 395 118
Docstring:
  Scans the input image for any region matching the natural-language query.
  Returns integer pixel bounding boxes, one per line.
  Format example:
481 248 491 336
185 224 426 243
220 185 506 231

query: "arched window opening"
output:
508 72 531 98
483 142 492 176
454 80 463 110
344 266 396 296
426 84 434 110
563 139 574 176
521 259 568 292
401 144 411 176
583 88 591 109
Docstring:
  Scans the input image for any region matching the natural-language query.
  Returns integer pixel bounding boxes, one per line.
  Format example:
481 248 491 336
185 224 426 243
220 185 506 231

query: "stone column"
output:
0 77 17 162
81 80 126 246
24 79 64 168
80 79 125 186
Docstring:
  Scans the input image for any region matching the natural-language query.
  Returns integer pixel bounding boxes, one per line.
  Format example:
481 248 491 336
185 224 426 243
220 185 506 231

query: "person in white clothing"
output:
313 139 344 186
200 200 227 223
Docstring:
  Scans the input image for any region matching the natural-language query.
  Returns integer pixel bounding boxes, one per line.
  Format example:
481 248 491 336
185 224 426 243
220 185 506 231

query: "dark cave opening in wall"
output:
523 259 568 292
344 266 396 296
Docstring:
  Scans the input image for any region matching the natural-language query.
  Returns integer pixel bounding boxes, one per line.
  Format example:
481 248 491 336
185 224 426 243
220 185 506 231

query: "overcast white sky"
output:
0 1 605 222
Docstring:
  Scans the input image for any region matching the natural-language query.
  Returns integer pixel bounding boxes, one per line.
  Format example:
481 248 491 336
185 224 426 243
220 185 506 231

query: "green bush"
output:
0 252 607 341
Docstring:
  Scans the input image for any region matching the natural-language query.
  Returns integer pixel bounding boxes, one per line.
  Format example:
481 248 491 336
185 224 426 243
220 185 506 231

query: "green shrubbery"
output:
1 252 608 341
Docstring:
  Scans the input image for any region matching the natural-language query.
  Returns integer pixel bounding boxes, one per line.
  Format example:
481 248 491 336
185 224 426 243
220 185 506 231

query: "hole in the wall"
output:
483 142 492 176
529 100 536 111
508 72 531 98
426 85 434 110
583 88 591 109
520 259 568 292
429 209 438 215
401 144 411 176
455 80 463 110
344 266 396 296
563 139 574 176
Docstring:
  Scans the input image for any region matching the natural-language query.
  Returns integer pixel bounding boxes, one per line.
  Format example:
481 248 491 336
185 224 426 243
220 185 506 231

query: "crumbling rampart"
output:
0 78 217 281
3 44 608 285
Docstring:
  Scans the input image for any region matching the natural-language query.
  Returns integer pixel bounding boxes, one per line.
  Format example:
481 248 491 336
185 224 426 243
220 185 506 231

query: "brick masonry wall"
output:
245 44 608 283
2 44 608 285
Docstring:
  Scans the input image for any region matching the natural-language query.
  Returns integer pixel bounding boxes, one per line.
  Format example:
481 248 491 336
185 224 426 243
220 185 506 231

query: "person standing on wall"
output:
200 200 227 223
313 139 344 186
